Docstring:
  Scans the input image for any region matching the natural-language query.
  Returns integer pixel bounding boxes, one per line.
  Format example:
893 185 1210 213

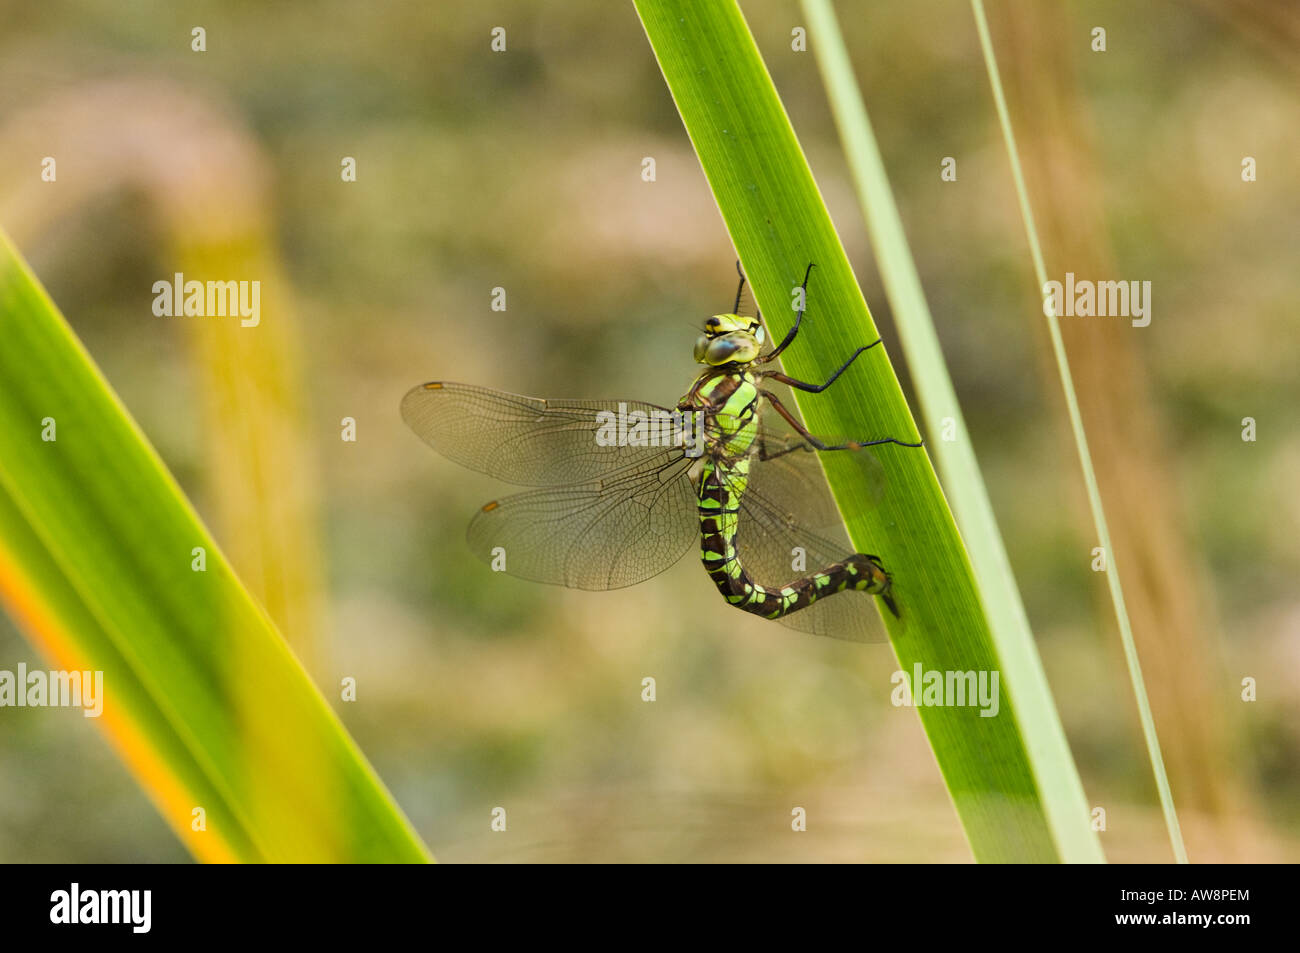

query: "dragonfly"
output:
401 263 923 642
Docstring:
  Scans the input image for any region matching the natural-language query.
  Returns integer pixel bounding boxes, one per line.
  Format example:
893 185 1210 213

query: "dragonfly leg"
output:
732 259 746 313
757 262 815 363
762 338 884 393
759 389 924 449
677 372 712 412
755 436 812 463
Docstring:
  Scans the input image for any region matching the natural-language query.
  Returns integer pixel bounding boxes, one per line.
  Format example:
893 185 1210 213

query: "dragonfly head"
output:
694 313 766 366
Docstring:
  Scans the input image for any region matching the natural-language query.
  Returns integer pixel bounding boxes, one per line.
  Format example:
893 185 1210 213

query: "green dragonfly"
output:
401 264 923 642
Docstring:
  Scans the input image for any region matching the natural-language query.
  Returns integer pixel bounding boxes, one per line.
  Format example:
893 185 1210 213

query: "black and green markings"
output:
401 263 923 641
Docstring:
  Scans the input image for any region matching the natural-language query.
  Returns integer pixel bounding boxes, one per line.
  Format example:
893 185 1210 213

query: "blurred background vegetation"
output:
0 0 1295 862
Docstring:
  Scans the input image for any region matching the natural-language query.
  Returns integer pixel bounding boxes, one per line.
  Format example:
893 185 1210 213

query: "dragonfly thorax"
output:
694 312 766 366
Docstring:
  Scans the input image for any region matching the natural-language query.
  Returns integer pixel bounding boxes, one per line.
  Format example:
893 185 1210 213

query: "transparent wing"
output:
468 451 697 590
729 428 893 642
401 381 693 486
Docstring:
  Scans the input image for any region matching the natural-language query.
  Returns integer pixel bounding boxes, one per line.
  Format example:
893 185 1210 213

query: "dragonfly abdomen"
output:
696 458 897 621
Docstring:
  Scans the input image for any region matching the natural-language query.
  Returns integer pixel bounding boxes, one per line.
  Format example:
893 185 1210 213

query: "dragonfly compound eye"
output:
704 331 759 365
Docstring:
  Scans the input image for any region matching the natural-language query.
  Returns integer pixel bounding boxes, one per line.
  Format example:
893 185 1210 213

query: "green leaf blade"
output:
635 0 1094 862
0 230 431 863
800 0 1103 863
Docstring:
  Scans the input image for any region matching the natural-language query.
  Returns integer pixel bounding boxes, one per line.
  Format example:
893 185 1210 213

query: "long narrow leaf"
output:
634 0 1077 861
969 0 1186 863
801 0 1101 862
0 231 431 863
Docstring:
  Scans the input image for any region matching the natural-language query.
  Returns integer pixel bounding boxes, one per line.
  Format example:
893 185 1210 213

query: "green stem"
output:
969 0 1187 863
802 0 1102 864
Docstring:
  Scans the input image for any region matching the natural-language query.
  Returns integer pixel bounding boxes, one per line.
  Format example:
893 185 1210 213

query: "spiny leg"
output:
754 436 811 463
762 337 884 393
760 389 924 450
757 262 815 363
751 263 894 392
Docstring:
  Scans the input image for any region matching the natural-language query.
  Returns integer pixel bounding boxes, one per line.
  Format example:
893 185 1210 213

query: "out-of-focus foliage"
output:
0 233 429 862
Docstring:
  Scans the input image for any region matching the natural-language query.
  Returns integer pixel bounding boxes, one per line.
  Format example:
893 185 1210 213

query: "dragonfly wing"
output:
730 431 891 642
401 381 694 486
468 451 697 590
